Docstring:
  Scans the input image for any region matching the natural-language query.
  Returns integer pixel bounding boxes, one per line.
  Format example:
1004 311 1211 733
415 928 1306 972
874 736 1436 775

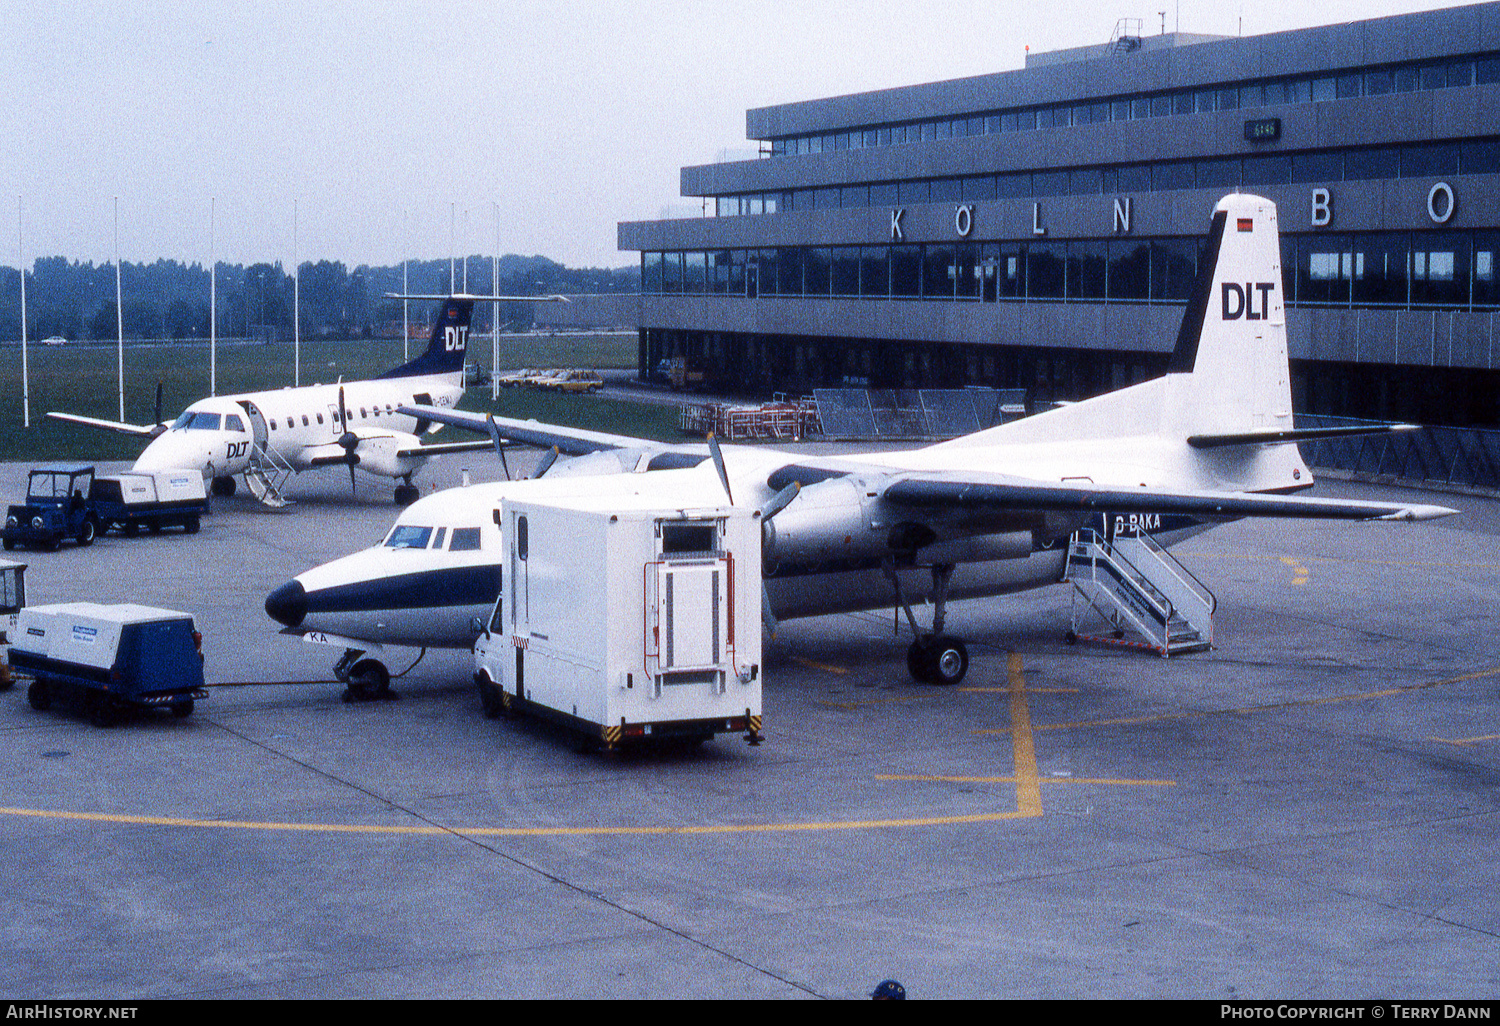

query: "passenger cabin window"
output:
316 413 324 425
302 415 310 427
270 419 277 430
450 528 482 551
384 525 433 549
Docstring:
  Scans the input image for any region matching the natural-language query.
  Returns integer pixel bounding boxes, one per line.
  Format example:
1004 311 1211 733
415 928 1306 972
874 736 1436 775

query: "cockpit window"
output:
225 414 245 433
450 528 482 551
384 525 433 549
174 412 222 431
431 527 446 549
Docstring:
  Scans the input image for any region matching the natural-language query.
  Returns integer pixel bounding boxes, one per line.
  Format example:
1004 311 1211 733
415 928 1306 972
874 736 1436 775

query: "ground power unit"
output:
473 496 762 750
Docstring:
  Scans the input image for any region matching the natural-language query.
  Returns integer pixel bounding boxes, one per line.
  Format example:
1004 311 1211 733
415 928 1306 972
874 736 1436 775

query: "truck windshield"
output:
384 525 432 549
172 412 222 431
27 474 74 499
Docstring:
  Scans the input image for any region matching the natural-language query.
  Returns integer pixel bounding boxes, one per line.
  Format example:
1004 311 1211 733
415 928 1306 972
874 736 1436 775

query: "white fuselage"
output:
132 374 464 480
267 412 1269 650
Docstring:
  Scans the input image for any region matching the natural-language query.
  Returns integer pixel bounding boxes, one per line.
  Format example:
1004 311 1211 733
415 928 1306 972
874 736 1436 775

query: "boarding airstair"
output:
243 443 296 509
1063 526 1214 657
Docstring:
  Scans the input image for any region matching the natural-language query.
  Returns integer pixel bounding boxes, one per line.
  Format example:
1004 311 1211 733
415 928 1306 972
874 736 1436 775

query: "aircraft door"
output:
237 400 269 455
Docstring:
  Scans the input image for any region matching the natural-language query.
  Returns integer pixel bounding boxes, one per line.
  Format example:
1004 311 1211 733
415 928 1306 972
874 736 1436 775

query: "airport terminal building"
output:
616 3 1500 427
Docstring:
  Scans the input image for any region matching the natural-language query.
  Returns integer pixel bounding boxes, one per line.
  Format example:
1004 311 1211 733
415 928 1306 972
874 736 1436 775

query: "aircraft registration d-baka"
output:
49 295 552 506
266 195 1457 694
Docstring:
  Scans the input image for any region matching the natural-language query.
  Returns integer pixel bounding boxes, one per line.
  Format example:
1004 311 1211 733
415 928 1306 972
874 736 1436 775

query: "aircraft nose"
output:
264 580 308 629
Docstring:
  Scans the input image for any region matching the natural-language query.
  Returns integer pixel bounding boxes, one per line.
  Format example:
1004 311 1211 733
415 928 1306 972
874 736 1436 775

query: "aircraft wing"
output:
47 411 161 437
395 439 502 459
396 405 647 455
881 475 1459 522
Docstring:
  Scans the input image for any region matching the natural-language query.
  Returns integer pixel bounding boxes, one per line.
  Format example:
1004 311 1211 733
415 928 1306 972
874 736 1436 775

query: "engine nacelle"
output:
762 478 882 568
762 476 1040 569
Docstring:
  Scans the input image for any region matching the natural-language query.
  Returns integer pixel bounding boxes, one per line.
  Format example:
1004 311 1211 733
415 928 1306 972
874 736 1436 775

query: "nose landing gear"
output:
333 648 396 702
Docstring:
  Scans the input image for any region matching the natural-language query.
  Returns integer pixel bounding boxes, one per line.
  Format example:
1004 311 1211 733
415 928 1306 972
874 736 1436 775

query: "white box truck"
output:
473 496 762 750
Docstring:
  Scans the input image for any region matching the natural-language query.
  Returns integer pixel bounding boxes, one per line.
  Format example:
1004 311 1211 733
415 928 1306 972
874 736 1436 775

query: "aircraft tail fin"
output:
376 297 474 381
1164 193 1293 439
936 193 1294 456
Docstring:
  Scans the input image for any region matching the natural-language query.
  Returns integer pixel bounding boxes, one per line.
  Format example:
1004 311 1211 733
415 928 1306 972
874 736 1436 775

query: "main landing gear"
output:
884 561 970 686
394 474 419 507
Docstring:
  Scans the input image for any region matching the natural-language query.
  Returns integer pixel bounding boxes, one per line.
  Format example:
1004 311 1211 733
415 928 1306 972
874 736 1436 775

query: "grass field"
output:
0 333 677 463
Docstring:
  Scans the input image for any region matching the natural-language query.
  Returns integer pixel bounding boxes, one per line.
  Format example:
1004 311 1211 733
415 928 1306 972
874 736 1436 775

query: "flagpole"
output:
210 197 216 396
115 196 124 421
18 197 28 428
293 199 300 387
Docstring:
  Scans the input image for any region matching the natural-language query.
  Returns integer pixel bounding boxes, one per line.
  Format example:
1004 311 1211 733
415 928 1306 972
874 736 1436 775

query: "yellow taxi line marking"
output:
877 775 1174 787
814 696 916 711
975 667 1500 734
1007 652 1043 818
788 656 848 675
0 805 1034 837
1430 733 1500 745
1280 555 1310 586
1184 552 1500 571
961 686 1079 693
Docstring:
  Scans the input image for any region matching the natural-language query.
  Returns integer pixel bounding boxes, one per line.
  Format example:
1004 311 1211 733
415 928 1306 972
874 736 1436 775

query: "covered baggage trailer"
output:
473 496 762 750
89 470 208 536
10 603 207 727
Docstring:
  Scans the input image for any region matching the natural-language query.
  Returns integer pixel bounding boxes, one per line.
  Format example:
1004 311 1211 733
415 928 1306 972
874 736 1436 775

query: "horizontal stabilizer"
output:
47 411 160 437
883 476 1458 522
1187 424 1419 449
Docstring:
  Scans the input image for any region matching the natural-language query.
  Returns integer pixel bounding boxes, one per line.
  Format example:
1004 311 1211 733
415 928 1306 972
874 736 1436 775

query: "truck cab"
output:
3 465 100 551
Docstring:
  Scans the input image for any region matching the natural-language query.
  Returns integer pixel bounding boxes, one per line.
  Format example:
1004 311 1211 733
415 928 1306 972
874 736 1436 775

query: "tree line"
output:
0 254 638 342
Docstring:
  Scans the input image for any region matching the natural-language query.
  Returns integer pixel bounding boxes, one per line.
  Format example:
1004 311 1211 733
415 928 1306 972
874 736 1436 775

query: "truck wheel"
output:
2 538 13 551
170 700 194 718
76 519 97 546
44 535 61 552
123 522 139 538
147 519 162 534
85 693 117 728
476 674 503 719
27 679 50 711
184 516 200 534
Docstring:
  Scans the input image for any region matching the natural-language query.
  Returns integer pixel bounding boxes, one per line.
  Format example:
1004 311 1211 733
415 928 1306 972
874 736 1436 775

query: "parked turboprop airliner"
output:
49 294 556 506
265 195 1458 696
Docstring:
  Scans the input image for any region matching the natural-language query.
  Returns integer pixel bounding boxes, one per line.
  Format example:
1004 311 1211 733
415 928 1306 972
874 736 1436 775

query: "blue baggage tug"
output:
10 604 207 727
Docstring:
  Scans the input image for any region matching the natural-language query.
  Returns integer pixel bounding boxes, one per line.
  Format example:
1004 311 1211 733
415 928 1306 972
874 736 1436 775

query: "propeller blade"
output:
760 482 800 522
348 460 357 497
707 432 733 505
532 446 559 479
154 382 163 424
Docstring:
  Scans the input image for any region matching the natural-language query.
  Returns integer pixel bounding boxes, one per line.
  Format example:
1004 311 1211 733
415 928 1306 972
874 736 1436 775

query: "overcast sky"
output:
1 0 1479 270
